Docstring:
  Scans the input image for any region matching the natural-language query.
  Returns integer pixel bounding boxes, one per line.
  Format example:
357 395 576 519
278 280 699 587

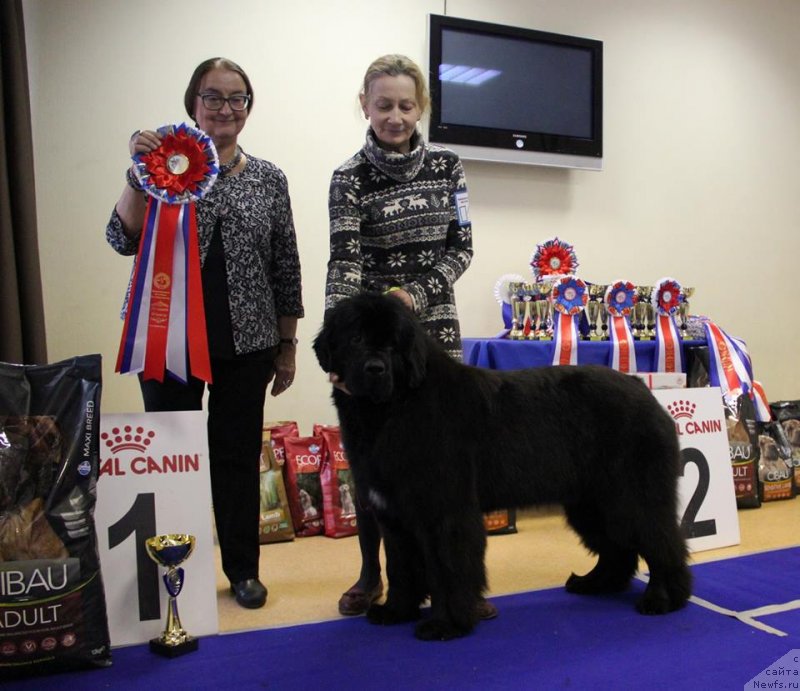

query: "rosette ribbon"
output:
604 280 638 373
702 320 771 421
551 275 587 366
116 123 219 384
530 237 578 281
652 277 683 373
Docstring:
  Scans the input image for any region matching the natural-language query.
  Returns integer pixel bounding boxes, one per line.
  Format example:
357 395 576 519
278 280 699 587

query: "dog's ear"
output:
312 320 332 372
401 318 428 388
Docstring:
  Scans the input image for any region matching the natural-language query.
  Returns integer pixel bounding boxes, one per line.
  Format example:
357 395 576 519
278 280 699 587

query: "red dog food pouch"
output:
315 426 358 539
283 436 324 537
258 430 295 543
264 421 301 532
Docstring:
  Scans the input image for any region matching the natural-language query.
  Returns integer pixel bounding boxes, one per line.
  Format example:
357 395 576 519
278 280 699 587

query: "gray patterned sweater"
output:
106 155 304 356
325 129 473 358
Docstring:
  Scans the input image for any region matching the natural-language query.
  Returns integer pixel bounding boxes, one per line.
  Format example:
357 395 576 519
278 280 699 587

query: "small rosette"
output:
551 275 587 315
605 280 638 317
132 123 219 204
652 277 681 316
530 237 579 280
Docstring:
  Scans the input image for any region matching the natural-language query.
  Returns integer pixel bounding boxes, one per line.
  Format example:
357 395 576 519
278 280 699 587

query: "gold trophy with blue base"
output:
145 534 199 657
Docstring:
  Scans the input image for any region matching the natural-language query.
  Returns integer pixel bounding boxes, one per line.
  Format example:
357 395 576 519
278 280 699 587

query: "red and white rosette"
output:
530 237 579 282
550 275 587 366
604 280 638 373
652 277 683 373
701 319 772 421
116 123 219 384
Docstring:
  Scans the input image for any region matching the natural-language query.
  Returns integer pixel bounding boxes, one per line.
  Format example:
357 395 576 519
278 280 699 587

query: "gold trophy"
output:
535 282 554 340
509 282 527 340
145 534 199 657
679 286 695 338
586 284 607 340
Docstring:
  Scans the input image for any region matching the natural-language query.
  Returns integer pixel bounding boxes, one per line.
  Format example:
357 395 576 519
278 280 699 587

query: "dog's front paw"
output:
414 618 472 641
366 602 420 625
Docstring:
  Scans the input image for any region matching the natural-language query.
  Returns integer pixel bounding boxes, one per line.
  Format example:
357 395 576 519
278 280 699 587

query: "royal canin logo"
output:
667 400 697 420
101 426 156 453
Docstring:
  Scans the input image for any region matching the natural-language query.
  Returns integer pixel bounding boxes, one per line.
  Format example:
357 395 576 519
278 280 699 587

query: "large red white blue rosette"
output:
651 277 683 373
530 237 578 282
116 123 218 384
701 319 771 421
604 280 638 373
550 275 587 365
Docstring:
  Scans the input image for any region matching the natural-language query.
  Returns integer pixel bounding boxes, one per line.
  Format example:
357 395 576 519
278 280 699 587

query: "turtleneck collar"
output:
363 127 426 183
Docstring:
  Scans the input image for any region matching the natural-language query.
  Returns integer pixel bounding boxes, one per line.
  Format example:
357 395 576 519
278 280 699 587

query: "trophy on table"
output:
534 282 554 340
585 284 608 340
145 534 199 657
634 286 654 339
678 286 695 338
508 282 528 340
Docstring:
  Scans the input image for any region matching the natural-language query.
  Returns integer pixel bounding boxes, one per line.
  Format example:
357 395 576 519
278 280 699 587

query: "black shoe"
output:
230 579 267 609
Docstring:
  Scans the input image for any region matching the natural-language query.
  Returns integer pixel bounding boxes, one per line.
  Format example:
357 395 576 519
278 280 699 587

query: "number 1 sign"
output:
95 411 219 647
652 387 741 552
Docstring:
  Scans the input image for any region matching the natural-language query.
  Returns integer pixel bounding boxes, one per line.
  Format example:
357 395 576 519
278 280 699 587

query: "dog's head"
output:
313 293 428 403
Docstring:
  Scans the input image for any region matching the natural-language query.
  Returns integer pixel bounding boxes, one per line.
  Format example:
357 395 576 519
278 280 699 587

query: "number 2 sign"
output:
95 411 219 647
652 387 741 553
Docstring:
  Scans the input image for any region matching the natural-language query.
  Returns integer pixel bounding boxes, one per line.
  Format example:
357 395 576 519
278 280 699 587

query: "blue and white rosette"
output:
652 277 683 373
551 275 587 366
605 280 638 373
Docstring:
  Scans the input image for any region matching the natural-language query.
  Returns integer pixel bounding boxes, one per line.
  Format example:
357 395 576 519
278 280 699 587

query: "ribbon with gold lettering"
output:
551 275 587 366
652 277 683 373
116 123 218 384
702 319 771 421
604 280 638 373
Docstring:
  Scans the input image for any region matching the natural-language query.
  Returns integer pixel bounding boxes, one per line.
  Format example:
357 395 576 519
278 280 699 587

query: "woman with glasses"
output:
105 57 303 610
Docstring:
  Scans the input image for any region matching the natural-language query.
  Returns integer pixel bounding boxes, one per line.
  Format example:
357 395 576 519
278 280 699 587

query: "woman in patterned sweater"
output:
325 55 495 618
106 58 303 610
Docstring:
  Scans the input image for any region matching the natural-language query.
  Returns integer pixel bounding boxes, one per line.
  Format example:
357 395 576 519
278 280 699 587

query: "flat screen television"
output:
428 14 603 170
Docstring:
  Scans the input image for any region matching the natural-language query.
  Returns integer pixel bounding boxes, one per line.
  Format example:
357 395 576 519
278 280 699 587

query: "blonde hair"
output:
361 54 430 114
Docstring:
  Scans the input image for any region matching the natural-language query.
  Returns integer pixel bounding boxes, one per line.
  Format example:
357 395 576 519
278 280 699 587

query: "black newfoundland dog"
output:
314 293 691 641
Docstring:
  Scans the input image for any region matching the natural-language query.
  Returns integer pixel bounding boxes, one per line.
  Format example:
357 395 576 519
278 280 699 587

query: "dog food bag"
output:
314 426 358 539
769 401 800 493
0 356 111 678
283 436 324 537
757 421 795 503
264 421 301 532
725 393 762 509
258 431 295 544
483 509 518 535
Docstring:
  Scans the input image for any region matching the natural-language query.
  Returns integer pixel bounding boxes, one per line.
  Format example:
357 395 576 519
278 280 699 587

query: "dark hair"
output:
184 57 254 121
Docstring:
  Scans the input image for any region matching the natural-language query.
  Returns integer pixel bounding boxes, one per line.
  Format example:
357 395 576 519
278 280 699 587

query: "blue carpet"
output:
5 548 799 690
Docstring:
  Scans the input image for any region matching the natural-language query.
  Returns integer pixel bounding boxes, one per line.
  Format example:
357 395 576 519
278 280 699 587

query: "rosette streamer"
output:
550 275 587 366
702 320 771 421
652 277 683 373
604 280 638 373
530 237 578 280
116 124 218 383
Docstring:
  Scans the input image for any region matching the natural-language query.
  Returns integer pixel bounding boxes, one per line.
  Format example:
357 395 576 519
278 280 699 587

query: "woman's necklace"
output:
219 145 243 176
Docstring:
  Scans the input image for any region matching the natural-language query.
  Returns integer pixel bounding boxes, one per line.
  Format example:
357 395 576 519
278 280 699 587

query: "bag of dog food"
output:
258 430 295 544
314 425 358 539
769 400 800 493
264 421 302 532
283 436 324 537
757 421 795 503
726 393 762 509
483 509 518 535
0 355 111 678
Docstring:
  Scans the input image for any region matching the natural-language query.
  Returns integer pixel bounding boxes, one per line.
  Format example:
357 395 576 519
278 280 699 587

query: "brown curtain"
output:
0 0 47 364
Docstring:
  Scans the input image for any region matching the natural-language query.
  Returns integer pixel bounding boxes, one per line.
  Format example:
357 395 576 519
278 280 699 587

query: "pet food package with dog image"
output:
264 421 301 532
756 421 796 503
314 425 358 539
483 509 518 535
769 400 800 493
258 430 295 544
0 355 111 679
283 436 325 537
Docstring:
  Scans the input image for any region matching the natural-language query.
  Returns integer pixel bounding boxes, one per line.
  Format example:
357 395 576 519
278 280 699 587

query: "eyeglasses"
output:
197 93 251 111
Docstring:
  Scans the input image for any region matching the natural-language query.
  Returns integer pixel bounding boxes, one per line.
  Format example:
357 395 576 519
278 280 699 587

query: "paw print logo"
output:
666 400 697 420
101 426 156 453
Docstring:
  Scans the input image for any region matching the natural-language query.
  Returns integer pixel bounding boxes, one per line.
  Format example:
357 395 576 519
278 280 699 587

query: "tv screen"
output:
428 15 603 170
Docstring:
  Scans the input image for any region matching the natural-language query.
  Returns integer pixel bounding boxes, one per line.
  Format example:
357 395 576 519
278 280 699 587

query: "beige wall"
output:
23 0 800 433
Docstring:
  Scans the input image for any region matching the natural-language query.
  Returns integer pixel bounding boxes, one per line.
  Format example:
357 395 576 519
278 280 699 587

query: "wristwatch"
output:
279 337 298 346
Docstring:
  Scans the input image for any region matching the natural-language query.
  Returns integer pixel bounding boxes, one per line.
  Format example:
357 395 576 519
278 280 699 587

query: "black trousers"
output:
139 355 274 584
